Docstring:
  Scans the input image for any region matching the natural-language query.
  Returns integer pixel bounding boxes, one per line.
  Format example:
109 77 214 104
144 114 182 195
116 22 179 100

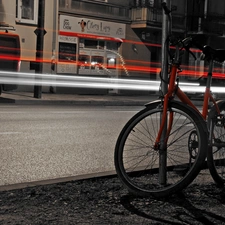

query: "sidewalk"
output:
0 91 203 106
1 168 223 224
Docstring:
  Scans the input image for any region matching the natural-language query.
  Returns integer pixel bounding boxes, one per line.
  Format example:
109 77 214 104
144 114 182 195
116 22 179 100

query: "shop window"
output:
82 39 106 49
78 55 90 69
91 56 104 70
98 41 105 49
16 0 38 24
107 57 116 69
81 40 120 51
79 39 85 48
106 42 119 51
84 39 98 49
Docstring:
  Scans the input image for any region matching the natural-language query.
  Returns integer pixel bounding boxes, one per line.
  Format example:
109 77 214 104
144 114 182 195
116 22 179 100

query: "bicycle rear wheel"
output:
208 101 225 186
114 100 207 198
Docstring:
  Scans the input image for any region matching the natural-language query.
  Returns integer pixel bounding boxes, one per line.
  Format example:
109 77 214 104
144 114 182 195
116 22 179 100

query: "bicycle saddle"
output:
202 45 225 62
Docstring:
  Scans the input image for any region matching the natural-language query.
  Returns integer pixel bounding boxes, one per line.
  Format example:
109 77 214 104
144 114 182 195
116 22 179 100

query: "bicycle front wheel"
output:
114 101 207 198
208 101 225 186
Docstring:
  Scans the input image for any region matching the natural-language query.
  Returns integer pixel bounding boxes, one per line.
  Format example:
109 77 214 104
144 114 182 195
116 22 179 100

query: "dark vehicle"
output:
0 24 20 94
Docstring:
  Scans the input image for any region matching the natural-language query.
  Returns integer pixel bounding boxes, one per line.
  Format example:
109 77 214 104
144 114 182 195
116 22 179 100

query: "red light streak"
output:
0 55 20 61
123 39 161 48
2 51 225 80
1 25 224 80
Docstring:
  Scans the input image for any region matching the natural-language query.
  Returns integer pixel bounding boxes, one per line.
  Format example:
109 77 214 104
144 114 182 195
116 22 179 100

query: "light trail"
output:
0 71 160 91
0 70 224 94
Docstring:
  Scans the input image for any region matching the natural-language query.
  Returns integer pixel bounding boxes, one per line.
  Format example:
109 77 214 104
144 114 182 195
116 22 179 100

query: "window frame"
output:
16 0 39 25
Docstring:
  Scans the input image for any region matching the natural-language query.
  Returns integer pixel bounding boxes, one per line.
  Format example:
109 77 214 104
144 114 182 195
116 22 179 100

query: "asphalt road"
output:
0 104 143 189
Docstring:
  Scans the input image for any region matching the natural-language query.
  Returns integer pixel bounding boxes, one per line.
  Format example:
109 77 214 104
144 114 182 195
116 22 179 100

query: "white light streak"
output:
0 70 224 94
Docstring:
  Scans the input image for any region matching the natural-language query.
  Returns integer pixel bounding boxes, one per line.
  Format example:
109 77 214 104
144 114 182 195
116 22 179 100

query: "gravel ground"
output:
0 169 225 225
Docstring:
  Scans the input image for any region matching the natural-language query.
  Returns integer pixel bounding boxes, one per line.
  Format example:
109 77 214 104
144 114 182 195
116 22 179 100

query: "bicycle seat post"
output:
202 59 214 119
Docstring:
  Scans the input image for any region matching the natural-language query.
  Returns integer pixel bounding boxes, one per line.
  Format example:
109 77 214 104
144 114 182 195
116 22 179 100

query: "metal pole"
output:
161 0 170 94
159 0 171 185
50 0 57 93
34 0 46 98
204 0 208 19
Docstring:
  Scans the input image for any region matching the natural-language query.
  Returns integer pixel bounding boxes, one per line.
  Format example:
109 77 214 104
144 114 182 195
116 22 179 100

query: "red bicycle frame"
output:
154 58 220 150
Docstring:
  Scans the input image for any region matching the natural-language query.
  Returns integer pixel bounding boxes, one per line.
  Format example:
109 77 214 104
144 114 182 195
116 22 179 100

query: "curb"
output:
13 99 149 106
0 95 204 106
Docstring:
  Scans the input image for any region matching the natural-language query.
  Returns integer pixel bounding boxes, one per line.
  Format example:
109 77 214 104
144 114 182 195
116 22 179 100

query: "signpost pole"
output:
34 0 46 98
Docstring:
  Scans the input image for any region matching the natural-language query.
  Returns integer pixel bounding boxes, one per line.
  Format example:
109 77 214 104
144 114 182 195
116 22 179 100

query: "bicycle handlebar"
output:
168 35 209 62
161 3 224 63
170 35 204 51
161 2 208 61
170 35 225 63
162 2 171 15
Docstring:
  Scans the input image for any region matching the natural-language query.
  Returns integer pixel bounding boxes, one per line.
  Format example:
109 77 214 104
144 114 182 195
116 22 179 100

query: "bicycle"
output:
114 2 225 198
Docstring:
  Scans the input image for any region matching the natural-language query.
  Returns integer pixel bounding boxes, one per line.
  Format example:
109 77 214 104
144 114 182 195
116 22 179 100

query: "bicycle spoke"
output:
115 103 207 197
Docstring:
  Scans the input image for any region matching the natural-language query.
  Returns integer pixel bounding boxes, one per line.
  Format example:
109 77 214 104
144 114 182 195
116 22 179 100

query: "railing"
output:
129 0 155 8
131 7 162 23
59 0 130 21
131 6 186 31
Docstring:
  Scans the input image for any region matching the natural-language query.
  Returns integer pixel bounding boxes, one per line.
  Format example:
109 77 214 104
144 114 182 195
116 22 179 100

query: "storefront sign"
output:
58 35 77 43
59 15 126 41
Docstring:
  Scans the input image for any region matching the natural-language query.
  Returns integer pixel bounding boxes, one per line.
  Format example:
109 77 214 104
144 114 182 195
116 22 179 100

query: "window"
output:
80 39 106 49
16 0 38 25
107 57 116 69
106 42 119 51
84 39 98 49
78 55 90 69
91 56 104 70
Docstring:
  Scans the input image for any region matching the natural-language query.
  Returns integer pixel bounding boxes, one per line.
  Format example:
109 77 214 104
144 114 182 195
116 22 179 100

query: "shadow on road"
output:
120 184 225 225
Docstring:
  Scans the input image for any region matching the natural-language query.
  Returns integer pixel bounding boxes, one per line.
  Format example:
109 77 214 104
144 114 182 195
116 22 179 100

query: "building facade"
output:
0 0 224 94
0 0 57 92
58 0 139 94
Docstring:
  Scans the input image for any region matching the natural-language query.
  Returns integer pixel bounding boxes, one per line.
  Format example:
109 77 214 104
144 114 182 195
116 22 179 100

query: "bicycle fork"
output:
153 62 200 185
152 94 174 185
154 65 178 185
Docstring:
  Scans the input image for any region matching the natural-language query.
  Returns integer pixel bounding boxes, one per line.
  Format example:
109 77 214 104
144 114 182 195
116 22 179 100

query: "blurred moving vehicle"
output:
0 23 20 94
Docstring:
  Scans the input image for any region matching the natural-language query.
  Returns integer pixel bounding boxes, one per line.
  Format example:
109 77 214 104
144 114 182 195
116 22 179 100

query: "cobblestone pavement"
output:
0 169 225 224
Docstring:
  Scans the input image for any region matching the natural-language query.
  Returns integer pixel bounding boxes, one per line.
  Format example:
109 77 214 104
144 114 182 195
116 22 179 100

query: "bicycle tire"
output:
114 100 208 198
207 100 225 186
